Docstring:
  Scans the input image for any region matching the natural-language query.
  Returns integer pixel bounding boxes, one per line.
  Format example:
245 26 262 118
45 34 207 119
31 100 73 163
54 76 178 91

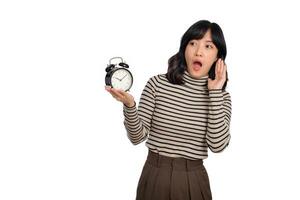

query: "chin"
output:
189 71 205 79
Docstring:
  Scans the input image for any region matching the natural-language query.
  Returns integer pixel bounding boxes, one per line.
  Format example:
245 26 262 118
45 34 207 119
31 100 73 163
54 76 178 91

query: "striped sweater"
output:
123 70 232 160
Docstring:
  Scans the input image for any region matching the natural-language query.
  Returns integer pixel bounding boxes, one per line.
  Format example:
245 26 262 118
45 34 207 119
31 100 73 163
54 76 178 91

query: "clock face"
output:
111 68 133 91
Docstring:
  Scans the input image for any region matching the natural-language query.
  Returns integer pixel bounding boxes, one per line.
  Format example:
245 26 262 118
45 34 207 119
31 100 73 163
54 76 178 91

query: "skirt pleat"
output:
137 162 158 200
170 170 190 200
152 166 172 199
136 162 152 199
193 167 212 200
136 150 212 200
188 170 204 199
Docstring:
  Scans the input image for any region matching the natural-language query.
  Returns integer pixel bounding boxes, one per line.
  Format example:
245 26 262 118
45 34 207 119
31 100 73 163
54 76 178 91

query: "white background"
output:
1 0 299 199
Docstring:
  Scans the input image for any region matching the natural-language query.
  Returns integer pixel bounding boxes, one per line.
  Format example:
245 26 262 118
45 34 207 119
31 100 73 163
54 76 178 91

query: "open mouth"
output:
193 61 202 70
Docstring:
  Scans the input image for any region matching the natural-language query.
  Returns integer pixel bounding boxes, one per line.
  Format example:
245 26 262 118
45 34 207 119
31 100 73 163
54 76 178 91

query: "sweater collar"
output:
182 70 209 89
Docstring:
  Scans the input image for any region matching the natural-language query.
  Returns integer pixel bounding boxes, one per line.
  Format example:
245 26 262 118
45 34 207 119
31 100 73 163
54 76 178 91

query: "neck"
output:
182 70 208 90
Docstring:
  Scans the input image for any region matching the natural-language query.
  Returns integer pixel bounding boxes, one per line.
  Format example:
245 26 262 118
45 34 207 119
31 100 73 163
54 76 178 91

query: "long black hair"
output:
166 20 228 90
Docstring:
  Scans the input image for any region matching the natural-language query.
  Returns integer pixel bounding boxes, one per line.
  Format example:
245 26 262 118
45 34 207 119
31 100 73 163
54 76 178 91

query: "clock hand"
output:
113 77 121 81
120 74 128 81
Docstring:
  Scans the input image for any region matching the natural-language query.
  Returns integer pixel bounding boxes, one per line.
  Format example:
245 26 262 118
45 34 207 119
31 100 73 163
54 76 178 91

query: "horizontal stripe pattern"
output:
123 70 232 160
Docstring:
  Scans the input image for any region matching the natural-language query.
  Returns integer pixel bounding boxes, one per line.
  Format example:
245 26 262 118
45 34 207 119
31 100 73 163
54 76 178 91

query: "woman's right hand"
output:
105 86 135 107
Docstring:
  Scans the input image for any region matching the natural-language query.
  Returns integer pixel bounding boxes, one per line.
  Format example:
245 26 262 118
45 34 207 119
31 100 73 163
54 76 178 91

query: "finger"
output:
105 85 112 91
117 88 132 97
215 59 222 79
107 90 118 99
105 87 120 99
113 88 126 96
219 60 224 77
111 93 122 101
218 58 222 73
105 86 113 95
215 59 220 75
220 60 226 76
223 63 227 79
110 88 125 99
217 59 223 75
118 89 129 96
218 63 226 83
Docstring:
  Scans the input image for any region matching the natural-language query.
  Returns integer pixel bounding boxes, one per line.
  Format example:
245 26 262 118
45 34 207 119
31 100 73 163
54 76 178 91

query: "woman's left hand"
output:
208 58 227 90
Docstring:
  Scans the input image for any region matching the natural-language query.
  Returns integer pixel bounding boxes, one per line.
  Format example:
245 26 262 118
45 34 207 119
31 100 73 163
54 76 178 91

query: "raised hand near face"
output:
208 58 227 90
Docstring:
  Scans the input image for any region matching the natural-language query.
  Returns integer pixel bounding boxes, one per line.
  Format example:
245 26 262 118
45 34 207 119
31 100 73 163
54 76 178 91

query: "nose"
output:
195 46 203 56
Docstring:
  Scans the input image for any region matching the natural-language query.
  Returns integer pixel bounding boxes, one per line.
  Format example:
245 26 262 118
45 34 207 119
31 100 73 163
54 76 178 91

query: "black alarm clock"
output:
105 57 133 92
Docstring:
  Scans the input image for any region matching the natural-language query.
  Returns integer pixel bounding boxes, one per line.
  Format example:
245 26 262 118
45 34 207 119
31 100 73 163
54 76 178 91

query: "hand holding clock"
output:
105 57 135 107
105 86 135 107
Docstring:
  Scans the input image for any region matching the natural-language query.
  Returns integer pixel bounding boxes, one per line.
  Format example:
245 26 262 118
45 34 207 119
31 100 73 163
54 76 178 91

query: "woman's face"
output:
184 30 218 79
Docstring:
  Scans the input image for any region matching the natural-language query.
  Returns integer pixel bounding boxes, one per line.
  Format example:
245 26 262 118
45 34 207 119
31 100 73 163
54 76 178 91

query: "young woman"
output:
105 19 231 200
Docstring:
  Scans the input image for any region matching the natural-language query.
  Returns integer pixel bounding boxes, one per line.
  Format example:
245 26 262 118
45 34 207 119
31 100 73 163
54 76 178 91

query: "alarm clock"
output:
105 57 133 91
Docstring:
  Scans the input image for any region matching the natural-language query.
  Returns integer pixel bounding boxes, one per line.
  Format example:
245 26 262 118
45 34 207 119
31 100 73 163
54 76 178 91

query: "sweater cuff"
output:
208 88 223 92
123 101 136 110
208 89 223 97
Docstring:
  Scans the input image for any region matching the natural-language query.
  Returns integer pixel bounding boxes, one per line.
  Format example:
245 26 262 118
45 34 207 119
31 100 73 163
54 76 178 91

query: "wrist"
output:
208 88 222 91
124 101 136 108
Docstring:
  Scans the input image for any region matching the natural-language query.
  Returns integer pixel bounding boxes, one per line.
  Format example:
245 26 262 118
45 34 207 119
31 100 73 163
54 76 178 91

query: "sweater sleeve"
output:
123 76 157 145
206 89 232 153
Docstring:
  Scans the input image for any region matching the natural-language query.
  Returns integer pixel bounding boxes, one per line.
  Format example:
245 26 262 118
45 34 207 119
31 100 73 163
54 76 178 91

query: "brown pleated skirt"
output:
136 150 212 200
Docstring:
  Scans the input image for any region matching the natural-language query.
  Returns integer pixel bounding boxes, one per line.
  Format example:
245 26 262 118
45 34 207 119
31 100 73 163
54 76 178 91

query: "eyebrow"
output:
191 39 214 44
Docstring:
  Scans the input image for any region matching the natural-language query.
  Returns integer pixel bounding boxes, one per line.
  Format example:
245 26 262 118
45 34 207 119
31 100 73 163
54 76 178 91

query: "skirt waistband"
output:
146 150 203 171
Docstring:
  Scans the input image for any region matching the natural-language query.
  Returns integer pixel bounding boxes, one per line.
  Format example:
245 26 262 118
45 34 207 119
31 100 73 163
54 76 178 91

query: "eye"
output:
189 41 196 46
206 44 213 49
